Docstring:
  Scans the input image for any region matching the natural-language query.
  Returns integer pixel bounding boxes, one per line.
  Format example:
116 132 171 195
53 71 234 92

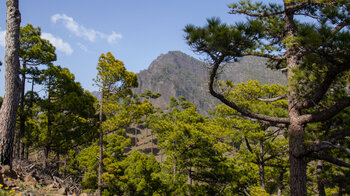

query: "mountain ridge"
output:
134 51 286 114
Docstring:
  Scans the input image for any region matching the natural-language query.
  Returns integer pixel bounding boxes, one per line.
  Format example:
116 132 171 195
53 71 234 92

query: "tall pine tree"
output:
94 52 138 196
184 1 350 195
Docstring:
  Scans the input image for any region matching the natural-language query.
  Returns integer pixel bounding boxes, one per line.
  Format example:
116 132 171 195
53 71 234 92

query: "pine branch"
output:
244 137 254 154
209 60 290 124
300 97 350 123
307 152 350 168
229 1 310 18
245 53 287 61
229 9 284 18
296 56 350 110
331 129 350 142
307 140 350 155
331 18 350 35
323 141 350 154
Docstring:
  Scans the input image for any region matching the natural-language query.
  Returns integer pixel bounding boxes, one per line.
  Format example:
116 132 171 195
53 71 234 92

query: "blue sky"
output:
0 0 245 94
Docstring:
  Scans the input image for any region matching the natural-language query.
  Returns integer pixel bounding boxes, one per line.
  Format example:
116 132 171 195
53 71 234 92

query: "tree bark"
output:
316 160 326 196
259 140 265 191
44 144 50 168
0 0 21 166
284 2 307 195
277 168 286 196
288 120 307 196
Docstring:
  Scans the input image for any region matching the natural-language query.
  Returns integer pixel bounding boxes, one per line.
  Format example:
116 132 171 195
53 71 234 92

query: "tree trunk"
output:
25 145 29 160
0 0 21 166
284 3 307 194
44 145 50 168
316 160 326 196
277 168 286 196
288 120 307 196
97 90 104 196
134 123 137 147
339 184 343 196
187 166 192 196
56 150 60 174
63 157 67 178
259 140 265 191
151 132 154 154
187 164 192 185
173 146 177 182
44 76 52 169
19 61 27 160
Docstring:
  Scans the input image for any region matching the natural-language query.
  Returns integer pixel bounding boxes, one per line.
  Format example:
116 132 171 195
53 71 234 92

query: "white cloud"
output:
0 31 73 55
41 32 73 55
0 31 6 47
51 14 122 44
77 42 89 52
107 32 123 44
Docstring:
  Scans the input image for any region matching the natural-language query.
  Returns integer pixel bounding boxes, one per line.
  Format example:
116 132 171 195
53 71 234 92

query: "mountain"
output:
134 51 210 111
134 51 286 114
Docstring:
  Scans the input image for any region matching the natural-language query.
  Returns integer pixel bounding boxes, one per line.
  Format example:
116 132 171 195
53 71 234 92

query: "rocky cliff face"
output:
134 51 286 114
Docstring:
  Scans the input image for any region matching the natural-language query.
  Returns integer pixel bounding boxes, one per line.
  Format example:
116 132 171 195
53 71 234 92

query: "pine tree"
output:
18 24 56 159
184 1 350 195
94 52 138 196
151 97 234 195
37 64 97 170
212 80 289 194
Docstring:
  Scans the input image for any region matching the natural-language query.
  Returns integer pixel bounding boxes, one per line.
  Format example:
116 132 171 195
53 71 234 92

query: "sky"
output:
0 0 246 94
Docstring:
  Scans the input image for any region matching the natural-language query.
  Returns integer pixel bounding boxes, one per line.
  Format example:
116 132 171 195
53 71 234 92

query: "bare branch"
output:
325 141 350 154
294 13 320 20
332 18 350 35
331 129 350 142
279 67 288 73
307 153 350 168
258 94 287 102
307 140 350 155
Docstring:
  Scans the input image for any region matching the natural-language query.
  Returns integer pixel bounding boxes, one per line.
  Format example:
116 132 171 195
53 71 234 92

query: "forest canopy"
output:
0 1 349 196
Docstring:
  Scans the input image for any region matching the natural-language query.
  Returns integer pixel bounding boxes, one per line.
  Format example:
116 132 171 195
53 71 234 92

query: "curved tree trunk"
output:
0 0 21 166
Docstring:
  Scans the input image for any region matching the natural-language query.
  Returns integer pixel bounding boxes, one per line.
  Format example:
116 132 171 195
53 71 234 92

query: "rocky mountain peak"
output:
134 51 286 114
